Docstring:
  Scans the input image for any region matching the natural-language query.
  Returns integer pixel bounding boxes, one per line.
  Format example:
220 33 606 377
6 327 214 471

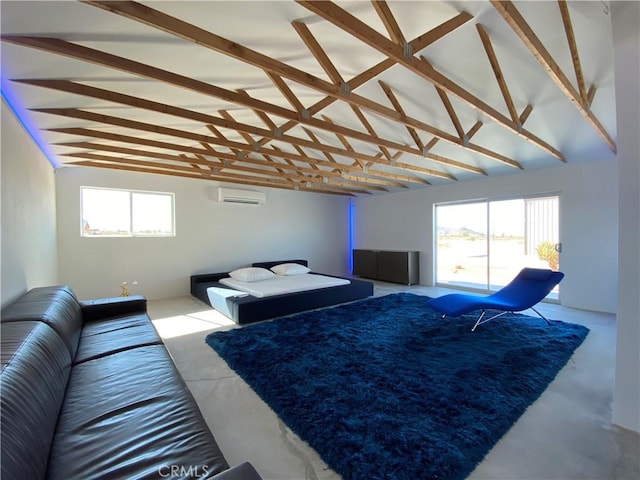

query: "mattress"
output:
206 287 249 317
217 273 350 298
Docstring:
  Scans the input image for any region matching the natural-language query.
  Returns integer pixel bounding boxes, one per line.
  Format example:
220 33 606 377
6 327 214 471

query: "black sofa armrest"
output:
211 462 262 480
80 295 147 322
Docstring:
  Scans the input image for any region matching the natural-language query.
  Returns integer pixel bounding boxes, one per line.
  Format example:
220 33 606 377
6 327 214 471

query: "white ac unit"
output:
217 187 266 205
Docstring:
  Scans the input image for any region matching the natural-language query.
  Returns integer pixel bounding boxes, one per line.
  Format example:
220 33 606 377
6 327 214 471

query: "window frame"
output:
433 192 560 298
80 186 176 238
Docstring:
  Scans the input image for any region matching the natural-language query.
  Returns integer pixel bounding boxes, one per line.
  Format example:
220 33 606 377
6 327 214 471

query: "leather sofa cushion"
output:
74 313 162 364
1 321 72 480
49 345 229 479
1 285 82 358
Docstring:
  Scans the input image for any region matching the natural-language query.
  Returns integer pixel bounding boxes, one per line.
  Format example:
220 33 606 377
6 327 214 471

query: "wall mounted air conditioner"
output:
217 187 266 205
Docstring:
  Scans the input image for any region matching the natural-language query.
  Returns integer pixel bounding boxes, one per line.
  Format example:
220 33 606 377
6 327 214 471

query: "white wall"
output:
1 100 58 307
612 1 640 433
56 167 350 300
354 160 618 313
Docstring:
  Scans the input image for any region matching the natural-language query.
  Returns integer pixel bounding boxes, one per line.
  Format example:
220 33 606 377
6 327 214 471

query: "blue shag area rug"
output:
205 293 588 480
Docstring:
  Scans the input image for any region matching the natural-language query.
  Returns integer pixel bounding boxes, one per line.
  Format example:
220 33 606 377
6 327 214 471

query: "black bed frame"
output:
190 259 374 325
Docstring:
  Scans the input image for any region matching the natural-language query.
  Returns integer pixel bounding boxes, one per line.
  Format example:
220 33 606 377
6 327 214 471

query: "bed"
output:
190 259 374 325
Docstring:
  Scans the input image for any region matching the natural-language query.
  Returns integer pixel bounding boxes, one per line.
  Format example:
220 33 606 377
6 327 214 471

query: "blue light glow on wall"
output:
348 200 354 272
1 79 59 168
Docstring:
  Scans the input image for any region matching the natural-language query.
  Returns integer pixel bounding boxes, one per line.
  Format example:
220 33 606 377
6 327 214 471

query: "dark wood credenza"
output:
352 249 419 285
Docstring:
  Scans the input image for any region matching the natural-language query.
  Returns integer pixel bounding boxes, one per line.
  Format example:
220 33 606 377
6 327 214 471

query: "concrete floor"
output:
147 283 639 480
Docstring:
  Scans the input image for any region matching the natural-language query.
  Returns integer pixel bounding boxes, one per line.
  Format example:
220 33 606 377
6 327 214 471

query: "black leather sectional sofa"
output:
0 285 262 480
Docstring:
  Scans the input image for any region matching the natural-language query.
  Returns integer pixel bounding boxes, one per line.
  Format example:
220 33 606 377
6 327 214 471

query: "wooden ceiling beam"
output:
419 120 488 176
372 5 488 178
69 155 355 196
586 84 596 108
23 81 427 173
224 116 294 178
292 21 344 85
53 116 368 183
62 141 211 164
371 0 406 44
296 0 564 160
350 103 480 177
204 124 229 142
264 11 473 146
378 81 425 152
72 1 521 166
557 0 588 105
66 153 277 183
320 115 369 171
434 86 466 141
349 105 394 162
71 159 228 182
3 37 427 160
475 24 519 124
53 128 209 155
519 104 534 125
466 120 484 141
33 102 451 183
1 35 301 120
302 128 337 163
64 145 375 194
253 109 277 131
291 144 320 171
322 115 355 153
490 0 616 153
380 80 511 171
218 109 255 145
45 120 424 189
265 72 306 113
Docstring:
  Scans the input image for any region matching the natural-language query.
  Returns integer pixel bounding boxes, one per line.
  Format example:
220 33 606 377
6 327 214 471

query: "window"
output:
81 187 175 237
435 194 560 299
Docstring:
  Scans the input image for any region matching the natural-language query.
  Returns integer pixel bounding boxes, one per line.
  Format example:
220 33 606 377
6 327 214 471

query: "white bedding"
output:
217 273 350 298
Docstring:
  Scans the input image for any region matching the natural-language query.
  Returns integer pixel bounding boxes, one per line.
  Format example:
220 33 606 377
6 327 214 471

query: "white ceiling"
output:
0 1 617 196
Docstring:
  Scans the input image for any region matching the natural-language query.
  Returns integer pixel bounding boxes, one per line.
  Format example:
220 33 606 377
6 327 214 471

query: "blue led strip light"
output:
1 79 59 168
348 200 354 272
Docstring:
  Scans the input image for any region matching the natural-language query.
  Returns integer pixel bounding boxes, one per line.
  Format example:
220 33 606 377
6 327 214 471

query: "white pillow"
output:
270 263 311 276
229 267 275 282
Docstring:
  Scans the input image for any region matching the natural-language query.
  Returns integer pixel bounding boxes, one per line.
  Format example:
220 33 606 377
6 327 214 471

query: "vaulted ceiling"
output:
1 1 617 196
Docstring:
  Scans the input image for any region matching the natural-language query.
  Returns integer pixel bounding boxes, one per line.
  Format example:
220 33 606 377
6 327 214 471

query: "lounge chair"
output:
426 268 565 331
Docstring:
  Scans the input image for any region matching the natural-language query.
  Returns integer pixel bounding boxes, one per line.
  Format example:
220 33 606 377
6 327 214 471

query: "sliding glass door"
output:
436 202 488 289
435 195 560 299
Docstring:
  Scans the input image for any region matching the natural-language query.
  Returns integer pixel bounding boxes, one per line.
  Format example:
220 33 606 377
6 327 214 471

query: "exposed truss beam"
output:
476 24 519 125
557 0 588 105
295 0 564 160
371 0 406 44
435 86 466 142
292 21 344 85
23 80 464 182
264 10 474 147
4 34 510 169
490 0 616 153
379 81 424 152
71 1 521 166
20 80 450 179
55 128 407 189
39 118 430 188
62 144 375 194
56 133 397 190
37 108 426 185
69 156 356 196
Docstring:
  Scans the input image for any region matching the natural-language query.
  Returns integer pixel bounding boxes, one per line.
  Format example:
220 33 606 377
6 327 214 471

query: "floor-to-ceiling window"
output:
435 194 560 299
